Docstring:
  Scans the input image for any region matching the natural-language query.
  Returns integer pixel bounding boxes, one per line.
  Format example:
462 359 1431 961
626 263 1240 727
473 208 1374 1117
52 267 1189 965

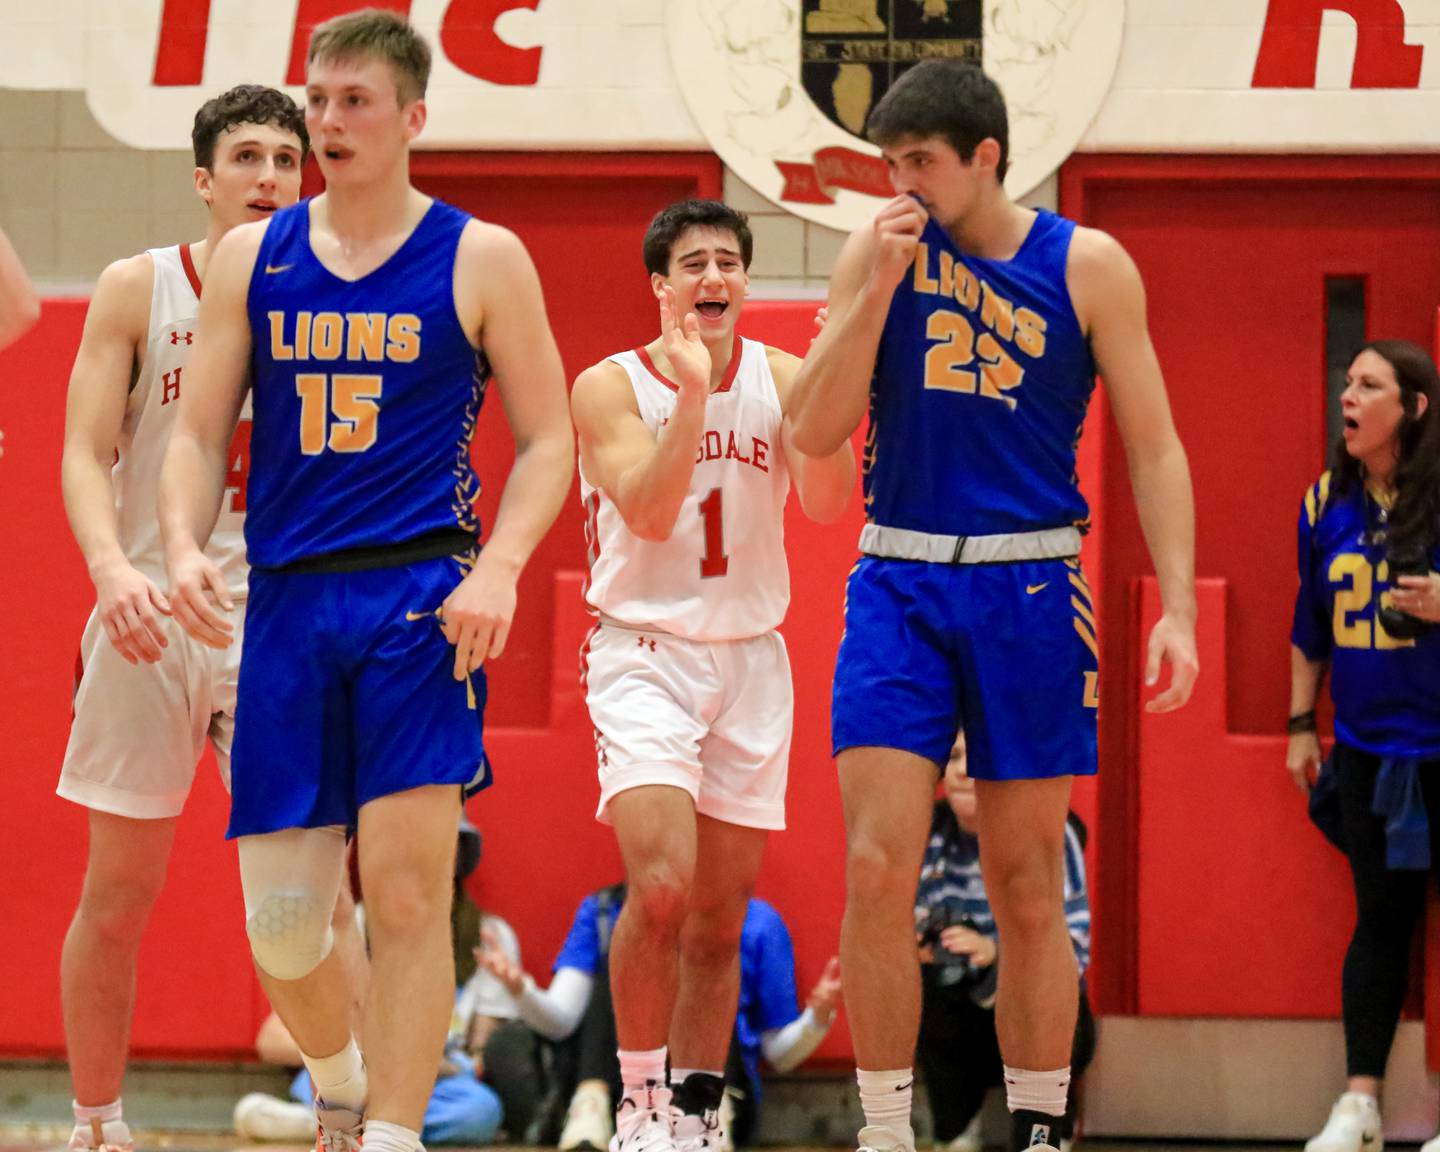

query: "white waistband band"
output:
858 523 1082 564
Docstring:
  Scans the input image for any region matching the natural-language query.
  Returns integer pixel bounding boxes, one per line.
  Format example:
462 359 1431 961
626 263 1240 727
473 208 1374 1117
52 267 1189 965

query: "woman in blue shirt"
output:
1289 340 1440 1152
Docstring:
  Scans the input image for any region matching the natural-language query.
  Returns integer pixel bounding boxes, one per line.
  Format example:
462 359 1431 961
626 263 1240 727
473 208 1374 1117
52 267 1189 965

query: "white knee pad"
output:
239 825 347 981
246 889 335 980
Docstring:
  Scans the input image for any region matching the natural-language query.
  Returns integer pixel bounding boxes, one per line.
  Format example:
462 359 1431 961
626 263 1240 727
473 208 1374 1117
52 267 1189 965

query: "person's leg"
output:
972 776 1075 1151
481 1019 542 1138
838 746 942 1151
669 817 768 1139
238 827 356 1073
61 810 178 1144
608 785 699 1083
916 972 992 1144
1334 746 1426 1094
1061 990 1096 1142
355 784 463 1133
670 819 768 1066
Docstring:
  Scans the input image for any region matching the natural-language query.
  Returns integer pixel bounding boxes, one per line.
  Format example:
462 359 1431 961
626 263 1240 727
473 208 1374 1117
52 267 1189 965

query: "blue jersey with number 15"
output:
866 210 1096 537
244 198 488 569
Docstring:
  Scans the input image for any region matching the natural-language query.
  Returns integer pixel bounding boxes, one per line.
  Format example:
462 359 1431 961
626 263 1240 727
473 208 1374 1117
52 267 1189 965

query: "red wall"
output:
0 296 874 1062
1063 155 1440 1020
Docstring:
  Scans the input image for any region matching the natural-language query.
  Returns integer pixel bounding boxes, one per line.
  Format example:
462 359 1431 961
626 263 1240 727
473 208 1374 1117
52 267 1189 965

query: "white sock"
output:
619 1046 669 1100
362 1119 420 1152
71 1099 129 1148
73 1100 122 1125
303 1036 367 1111
856 1067 915 1149
1003 1065 1070 1118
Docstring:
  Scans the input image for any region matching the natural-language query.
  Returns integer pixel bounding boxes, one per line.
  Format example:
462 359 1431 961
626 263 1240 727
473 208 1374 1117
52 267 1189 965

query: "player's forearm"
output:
159 430 229 557
1128 436 1197 623
792 444 855 524
0 228 39 348
760 1007 832 1072
611 394 707 541
789 281 890 457
1289 646 1327 715
476 427 574 574
60 446 128 579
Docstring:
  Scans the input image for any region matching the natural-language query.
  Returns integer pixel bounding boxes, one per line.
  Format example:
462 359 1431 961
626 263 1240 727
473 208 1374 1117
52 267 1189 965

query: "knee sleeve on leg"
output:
238 825 347 981
246 889 336 980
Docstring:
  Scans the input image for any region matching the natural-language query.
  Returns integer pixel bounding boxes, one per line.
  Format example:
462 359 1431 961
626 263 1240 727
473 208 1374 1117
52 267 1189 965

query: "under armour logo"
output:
637 635 656 651
170 330 193 345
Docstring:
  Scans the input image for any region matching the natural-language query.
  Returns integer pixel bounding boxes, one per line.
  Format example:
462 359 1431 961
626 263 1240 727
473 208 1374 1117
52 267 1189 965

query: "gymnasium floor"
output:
0 1139 1297 1152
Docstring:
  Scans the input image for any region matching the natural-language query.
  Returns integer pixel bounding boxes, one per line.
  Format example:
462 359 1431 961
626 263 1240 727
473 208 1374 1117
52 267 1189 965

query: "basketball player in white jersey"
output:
572 200 855 1152
56 86 308 1152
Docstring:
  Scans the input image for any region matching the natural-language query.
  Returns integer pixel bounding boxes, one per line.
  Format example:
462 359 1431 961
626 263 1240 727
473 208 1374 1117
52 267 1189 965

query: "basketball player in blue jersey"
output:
789 62 1199 1152
0 225 39 348
158 13 573 1152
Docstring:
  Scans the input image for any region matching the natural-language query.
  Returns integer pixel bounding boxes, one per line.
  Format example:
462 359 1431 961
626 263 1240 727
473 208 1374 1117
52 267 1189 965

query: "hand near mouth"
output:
659 284 711 402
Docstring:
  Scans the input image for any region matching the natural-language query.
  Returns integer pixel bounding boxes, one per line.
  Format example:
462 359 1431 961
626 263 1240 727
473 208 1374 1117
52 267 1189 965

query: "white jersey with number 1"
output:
580 337 791 641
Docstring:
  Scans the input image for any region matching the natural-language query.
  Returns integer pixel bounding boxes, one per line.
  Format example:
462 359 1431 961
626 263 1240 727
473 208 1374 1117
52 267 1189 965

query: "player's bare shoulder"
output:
455 217 542 344
1064 224 1144 336
89 252 156 346
571 356 640 433
209 217 272 293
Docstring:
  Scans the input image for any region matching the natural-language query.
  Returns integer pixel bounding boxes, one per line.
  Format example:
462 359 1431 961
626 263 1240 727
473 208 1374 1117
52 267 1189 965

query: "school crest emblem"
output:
665 0 1124 230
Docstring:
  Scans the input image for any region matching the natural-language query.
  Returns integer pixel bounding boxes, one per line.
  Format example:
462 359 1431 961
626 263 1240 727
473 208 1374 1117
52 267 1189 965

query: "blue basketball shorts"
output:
228 552 490 838
831 555 1099 780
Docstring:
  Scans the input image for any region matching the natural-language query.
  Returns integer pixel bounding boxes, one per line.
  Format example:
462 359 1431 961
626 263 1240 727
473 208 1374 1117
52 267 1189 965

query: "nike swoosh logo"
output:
405 609 440 622
264 263 294 274
1026 582 1049 594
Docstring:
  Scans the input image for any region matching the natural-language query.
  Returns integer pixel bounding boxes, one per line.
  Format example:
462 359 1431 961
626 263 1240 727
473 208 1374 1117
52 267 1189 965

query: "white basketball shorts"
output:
57 601 246 819
583 623 792 830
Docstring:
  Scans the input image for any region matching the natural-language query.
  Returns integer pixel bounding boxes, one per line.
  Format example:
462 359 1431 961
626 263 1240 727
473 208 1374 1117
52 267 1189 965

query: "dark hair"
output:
192 84 308 169
309 7 432 105
1330 339 1440 559
866 61 1009 182
642 200 753 276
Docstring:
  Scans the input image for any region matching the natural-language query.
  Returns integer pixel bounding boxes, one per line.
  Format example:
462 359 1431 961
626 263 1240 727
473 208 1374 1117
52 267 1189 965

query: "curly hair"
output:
192 84 308 170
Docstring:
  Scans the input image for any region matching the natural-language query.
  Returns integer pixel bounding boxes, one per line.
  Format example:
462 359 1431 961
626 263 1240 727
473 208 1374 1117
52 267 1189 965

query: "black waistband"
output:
258 528 478 575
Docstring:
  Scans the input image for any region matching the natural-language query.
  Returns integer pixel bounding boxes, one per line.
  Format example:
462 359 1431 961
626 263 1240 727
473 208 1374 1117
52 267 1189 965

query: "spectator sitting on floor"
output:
915 731 1095 1152
476 882 843 1151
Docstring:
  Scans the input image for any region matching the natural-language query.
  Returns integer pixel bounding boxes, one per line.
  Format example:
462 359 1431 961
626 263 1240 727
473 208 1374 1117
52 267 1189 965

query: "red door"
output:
1062 155 1440 1018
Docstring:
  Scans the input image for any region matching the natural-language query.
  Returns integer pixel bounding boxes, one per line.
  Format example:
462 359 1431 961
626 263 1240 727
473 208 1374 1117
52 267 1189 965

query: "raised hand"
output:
805 955 843 1024
659 284 711 403
868 194 929 295
474 925 526 998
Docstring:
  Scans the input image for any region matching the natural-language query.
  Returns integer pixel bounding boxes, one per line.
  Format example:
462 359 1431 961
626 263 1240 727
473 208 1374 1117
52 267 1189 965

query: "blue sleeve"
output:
741 901 801 1031
553 894 600 975
1292 479 1333 662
